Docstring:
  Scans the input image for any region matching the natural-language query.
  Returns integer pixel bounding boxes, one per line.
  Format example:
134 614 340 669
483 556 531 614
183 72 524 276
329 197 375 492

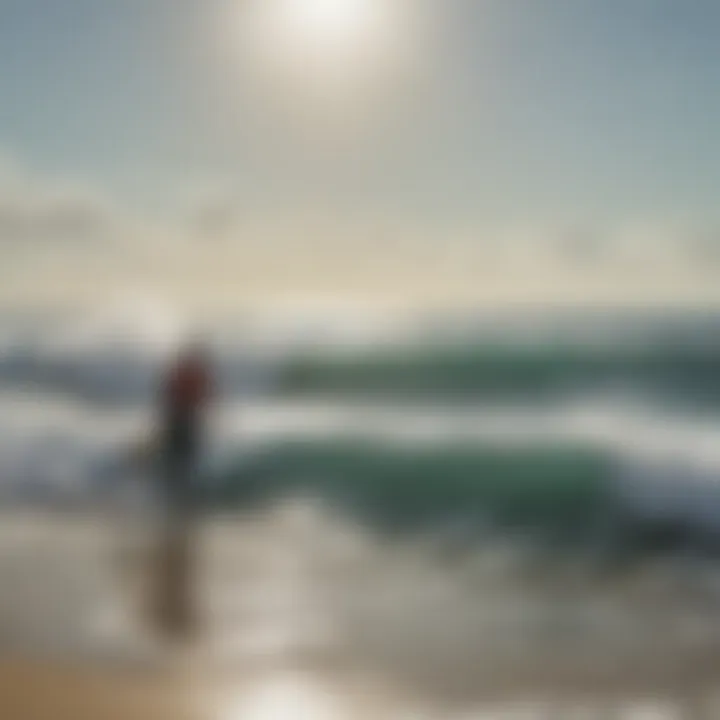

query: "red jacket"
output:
165 357 211 415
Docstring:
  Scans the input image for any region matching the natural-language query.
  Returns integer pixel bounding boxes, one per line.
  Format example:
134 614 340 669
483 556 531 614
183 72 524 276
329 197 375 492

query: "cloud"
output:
0 162 124 251
0 153 718 311
480 220 720 273
186 198 718 269
0 155 179 309
0 194 116 249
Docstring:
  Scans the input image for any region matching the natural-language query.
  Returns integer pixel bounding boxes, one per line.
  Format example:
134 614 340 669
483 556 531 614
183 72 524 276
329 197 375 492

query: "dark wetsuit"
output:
160 357 210 514
152 352 212 638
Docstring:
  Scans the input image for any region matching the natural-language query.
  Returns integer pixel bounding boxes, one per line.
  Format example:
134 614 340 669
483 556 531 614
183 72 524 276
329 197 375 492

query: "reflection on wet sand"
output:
2 659 718 719
3 503 720 718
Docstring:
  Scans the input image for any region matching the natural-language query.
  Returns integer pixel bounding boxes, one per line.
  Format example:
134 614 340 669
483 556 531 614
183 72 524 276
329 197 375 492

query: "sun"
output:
241 0 406 87
278 0 384 49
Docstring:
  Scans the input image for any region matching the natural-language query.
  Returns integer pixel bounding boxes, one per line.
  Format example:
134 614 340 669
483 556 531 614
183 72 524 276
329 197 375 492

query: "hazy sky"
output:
1 0 720 310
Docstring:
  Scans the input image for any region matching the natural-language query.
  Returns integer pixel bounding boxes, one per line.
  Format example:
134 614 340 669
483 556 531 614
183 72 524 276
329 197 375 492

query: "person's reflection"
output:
152 340 213 640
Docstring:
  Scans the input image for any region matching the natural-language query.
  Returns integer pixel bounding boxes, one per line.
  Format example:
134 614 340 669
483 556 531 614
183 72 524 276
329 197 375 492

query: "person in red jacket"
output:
153 340 213 639
160 341 213 512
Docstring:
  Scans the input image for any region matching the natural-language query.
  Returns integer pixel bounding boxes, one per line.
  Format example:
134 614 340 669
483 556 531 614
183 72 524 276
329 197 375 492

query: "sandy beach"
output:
4 509 720 718
0 661 203 720
4 652 720 719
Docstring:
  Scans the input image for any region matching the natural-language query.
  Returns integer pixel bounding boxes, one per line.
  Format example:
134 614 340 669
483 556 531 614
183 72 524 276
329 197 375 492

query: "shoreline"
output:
3 646 720 718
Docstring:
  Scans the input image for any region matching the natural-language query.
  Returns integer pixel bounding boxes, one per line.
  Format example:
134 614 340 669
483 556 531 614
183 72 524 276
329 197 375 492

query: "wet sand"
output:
4 652 720 719
4 508 720 718
0 661 202 720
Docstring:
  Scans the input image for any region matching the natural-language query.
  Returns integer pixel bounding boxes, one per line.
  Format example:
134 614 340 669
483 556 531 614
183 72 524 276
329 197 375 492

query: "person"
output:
160 341 213 512
151 340 213 640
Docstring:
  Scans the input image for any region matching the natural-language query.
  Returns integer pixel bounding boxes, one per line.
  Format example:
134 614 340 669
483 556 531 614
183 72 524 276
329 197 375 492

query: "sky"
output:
1 0 720 313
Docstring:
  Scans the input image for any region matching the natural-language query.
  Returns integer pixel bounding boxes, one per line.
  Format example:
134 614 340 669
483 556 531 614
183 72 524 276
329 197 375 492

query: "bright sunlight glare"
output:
239 0 411 89
277 0 385 48
221 674 341 720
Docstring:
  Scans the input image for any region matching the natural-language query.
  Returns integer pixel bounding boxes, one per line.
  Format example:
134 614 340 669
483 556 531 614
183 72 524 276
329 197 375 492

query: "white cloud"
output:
0 155 719 311
0 167 130 252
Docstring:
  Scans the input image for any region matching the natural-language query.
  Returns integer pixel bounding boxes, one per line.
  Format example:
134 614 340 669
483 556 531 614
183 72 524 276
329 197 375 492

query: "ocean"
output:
2 305 720 716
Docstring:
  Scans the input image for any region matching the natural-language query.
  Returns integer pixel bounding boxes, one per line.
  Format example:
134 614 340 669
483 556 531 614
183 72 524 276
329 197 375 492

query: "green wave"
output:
278 343 720 401
201 440 720 564
208 441 613 537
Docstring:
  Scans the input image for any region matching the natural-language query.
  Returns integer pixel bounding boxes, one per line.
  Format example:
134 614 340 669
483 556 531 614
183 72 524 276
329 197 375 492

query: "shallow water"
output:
3 503 720 717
